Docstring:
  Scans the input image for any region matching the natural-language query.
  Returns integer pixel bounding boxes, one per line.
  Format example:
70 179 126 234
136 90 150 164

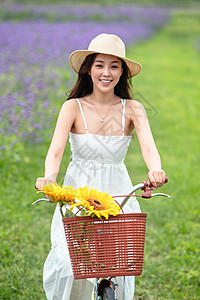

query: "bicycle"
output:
33 179 170 300
62 179 171 300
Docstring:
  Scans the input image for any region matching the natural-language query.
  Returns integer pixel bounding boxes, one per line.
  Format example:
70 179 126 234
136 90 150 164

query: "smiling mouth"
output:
99 79 113 83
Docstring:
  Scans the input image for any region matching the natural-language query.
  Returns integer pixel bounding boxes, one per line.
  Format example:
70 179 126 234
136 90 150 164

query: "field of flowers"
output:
0 2 170 150
1 1 200 299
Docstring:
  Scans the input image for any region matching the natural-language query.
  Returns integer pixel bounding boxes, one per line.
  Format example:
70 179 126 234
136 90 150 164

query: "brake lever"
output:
151 193 171 199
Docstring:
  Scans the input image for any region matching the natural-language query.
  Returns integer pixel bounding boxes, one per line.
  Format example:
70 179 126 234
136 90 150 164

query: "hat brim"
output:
69 50 142 78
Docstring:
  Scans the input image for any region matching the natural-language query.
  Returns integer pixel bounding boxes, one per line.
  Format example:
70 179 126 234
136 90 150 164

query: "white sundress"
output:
43 98 141 300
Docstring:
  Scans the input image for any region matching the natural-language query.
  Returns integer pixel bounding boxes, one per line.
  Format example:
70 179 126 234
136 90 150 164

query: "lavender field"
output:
0 3 170 149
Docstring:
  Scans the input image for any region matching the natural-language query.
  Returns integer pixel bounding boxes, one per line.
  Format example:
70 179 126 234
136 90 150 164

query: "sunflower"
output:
72 186 120 219
39 182 76 205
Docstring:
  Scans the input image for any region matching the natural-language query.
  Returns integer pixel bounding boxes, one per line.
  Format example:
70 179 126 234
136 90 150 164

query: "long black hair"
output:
66 53 133 100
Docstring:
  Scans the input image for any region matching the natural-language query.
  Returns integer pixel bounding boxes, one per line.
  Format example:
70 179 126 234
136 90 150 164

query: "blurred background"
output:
0 0 200 299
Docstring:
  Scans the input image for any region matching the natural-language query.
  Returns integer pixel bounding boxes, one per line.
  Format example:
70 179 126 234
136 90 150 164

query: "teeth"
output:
101 80 111 83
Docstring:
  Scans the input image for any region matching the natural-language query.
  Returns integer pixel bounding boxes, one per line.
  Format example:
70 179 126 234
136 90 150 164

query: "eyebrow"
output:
95 60 120 64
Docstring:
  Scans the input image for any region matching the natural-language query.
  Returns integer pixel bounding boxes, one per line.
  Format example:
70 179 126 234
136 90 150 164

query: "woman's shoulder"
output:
125 99 147 121
126 99 145 110
60 98 79 111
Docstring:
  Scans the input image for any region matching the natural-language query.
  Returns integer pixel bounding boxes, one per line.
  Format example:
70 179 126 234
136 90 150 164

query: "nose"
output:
102 66 110 77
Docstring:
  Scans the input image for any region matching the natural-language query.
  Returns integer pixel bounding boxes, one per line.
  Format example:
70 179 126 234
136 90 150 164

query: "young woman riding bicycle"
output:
35 33 166 300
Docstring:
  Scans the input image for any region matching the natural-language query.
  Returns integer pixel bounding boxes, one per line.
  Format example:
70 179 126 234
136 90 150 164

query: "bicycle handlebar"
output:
33 177 171 207
119 177 170 208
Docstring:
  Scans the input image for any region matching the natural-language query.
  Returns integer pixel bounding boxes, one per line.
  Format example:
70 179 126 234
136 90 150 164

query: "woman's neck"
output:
90 90 116 104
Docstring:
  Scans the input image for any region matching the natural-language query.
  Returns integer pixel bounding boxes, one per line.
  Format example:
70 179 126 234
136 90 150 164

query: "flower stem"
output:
59 204 64 218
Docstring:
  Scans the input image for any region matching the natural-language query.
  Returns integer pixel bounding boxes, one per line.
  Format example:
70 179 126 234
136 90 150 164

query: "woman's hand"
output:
148 170 166 189
35 177 51 191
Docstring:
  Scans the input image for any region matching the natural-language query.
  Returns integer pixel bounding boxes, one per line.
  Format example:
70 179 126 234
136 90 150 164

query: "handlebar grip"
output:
148 176 168 188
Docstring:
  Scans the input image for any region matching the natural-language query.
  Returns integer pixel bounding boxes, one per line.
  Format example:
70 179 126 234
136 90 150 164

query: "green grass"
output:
1 8 200 300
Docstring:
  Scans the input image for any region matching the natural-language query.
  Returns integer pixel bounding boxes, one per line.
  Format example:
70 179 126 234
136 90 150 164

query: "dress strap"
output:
121 99 126 136
75 98 89 134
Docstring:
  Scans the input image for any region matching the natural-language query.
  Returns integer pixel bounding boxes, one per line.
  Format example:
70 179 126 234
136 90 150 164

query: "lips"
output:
99 79 112 84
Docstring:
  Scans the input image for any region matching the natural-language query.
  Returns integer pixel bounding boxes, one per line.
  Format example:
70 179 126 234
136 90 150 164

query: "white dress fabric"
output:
43 99 141 300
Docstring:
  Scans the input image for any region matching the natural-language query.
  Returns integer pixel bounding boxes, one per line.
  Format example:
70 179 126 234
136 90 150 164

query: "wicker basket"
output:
63 213 147 279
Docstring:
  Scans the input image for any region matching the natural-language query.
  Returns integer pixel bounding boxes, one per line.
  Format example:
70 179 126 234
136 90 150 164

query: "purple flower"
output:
34 137 44 143
0 145 6 150
42 100 50 109
33 123 42 129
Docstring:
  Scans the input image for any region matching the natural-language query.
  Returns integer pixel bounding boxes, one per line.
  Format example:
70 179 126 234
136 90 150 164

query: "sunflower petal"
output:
75 186 120 219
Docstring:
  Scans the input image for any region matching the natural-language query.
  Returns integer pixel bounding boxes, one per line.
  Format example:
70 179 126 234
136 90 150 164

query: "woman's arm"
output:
130 100 166 188
35 99 77 190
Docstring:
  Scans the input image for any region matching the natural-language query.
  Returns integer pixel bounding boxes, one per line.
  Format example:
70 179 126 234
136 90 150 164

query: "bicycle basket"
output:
62 213 147 279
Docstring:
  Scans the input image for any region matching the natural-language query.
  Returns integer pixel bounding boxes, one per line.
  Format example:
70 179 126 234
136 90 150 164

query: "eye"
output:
95 64 103 68
111 65 118 69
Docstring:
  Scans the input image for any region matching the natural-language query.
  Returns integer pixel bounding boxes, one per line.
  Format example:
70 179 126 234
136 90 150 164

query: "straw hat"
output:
69 33 142 78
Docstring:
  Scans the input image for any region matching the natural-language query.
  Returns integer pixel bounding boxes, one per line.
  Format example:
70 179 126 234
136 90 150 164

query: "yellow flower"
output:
40 182 76 205
72 186 120 219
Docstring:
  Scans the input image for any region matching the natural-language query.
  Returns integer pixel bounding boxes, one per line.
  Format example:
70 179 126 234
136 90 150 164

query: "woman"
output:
35 33 166 300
